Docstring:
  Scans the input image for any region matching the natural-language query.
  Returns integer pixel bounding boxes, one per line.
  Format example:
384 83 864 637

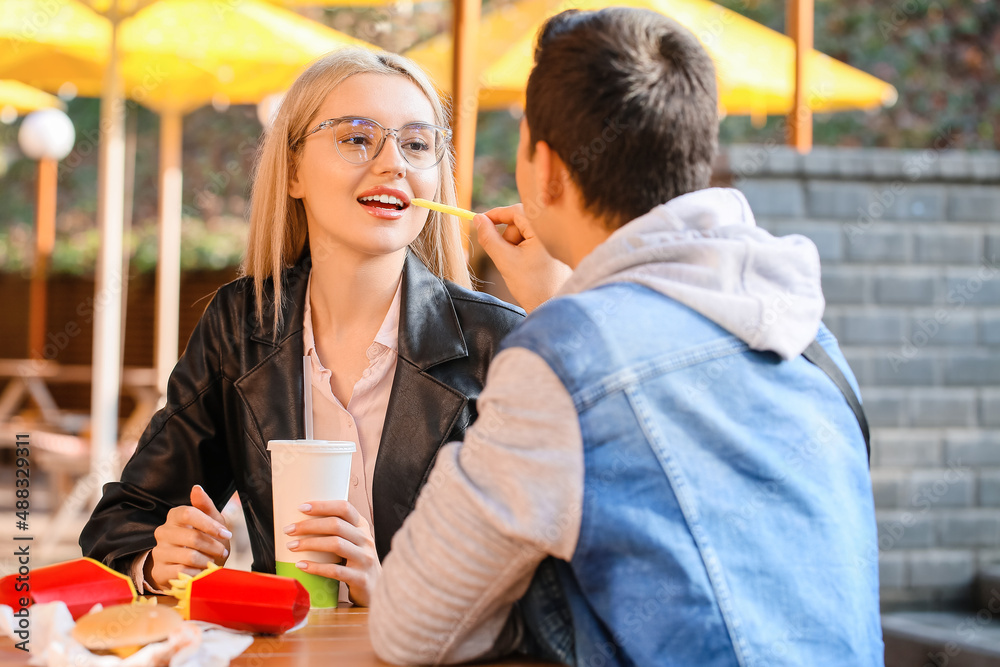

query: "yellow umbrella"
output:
2 0 373 113
0 80 66 115
406 0 898 116
0 0 376 507
268 0 433 5
0 0 110 76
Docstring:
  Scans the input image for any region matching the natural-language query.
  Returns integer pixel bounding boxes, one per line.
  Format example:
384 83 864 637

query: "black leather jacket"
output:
80 252 524 574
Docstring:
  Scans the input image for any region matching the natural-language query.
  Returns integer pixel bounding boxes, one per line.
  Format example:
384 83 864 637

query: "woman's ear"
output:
288 166 303 199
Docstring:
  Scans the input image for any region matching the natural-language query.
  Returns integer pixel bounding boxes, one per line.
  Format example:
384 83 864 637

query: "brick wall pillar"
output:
718 145 1000 610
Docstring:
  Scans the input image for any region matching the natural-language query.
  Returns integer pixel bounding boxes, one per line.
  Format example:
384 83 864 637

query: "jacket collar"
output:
397 251 468 370
248 249 467 371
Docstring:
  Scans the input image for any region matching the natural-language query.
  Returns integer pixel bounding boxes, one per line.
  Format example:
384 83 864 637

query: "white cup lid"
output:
267 439 356 454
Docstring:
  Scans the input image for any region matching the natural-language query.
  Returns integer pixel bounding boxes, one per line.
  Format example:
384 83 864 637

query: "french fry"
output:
410 198 477 220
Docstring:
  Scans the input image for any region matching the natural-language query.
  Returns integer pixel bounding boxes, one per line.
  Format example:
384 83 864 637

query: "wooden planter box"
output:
1 269 238 412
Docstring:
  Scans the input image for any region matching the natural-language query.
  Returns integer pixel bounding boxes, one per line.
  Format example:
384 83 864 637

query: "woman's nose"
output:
371 135 407 176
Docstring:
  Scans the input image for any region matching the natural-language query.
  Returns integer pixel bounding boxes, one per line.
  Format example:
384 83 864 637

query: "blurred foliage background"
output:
715 0 999 148
0 0 996 274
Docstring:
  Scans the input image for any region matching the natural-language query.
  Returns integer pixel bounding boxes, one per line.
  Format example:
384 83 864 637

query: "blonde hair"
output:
243 47 471 332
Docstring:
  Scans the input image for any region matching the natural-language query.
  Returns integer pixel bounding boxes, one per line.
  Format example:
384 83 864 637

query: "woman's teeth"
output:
359 194 405 210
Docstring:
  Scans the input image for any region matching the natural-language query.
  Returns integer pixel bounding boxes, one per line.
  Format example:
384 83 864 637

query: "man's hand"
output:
284 500 380 607
147 485 232 591
475 204 572 313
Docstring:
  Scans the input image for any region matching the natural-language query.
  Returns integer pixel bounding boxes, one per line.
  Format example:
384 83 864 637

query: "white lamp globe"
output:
18 108 75 161
256 93 284 128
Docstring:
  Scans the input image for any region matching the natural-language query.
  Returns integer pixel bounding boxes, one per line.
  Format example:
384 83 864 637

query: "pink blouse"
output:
302 273 402 530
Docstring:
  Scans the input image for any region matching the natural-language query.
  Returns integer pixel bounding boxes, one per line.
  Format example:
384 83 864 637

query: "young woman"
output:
80 48 524 606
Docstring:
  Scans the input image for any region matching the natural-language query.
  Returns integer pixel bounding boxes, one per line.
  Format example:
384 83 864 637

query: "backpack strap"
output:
801 340 871 466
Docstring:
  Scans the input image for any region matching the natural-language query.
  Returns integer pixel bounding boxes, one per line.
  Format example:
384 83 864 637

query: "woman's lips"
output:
356 190 410 219
358 200 406 219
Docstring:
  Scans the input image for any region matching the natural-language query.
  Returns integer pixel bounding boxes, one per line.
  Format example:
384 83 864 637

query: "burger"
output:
71 603 183 657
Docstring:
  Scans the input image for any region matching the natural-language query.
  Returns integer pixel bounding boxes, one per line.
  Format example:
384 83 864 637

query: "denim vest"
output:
505 284 883 667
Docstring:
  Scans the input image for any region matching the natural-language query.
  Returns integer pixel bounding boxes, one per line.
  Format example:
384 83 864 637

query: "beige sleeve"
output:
369 347 583 665
130 550 166 595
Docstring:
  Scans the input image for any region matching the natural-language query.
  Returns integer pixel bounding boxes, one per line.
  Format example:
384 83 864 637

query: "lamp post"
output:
17 108 76 361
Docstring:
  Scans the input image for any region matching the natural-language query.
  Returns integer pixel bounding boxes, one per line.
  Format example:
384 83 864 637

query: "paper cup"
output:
267 439 356 608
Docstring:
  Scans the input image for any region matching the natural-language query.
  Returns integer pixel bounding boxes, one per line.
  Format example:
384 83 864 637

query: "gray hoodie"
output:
564 187 825 359
370 188 826 665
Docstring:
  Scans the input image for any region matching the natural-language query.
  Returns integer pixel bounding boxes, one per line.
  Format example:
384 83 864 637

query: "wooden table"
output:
0 358 160 447
0 603 551 666
236 605 548 666
0 359 161 560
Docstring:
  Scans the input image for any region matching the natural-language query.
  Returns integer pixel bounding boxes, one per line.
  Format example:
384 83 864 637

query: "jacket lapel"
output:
372 253 469 558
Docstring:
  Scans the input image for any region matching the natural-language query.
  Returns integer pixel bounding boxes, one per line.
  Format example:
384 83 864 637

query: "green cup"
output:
275 561 338 607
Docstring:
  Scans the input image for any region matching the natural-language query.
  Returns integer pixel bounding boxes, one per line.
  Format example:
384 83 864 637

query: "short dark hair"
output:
525 8 719 229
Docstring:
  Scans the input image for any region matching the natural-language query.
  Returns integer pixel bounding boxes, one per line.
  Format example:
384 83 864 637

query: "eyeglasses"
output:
302 116 452 170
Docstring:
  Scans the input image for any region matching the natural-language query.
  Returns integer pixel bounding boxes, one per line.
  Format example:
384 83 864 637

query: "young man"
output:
370 8 882 665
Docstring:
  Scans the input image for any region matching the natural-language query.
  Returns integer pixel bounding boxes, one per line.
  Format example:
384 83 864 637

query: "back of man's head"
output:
526 7 719 230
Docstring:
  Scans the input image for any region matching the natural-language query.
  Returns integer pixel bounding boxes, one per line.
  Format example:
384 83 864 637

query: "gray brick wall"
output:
723 145 1000 610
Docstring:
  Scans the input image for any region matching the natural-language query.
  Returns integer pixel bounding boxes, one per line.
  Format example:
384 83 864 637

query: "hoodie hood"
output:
559 188 824 360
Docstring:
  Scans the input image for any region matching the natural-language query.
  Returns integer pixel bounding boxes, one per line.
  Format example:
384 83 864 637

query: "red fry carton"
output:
0 557 137 619
168 563 309 634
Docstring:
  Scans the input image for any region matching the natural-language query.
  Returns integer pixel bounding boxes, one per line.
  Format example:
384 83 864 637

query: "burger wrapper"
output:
168 563 310 634
1 600 256 666
0 557 136 620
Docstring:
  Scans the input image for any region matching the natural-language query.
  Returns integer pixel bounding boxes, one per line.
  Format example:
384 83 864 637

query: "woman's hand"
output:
475 205 572 313
284 500 381 607
147 485 232 591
